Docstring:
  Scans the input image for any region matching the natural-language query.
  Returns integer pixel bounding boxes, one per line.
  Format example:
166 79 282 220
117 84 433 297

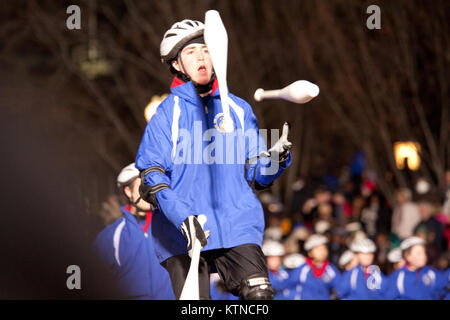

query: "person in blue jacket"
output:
384 236 447 300
135 19 292 300
262 241 293 300
94 163 175 300
336 238 386 300
288 234 341 300
280 253 307 300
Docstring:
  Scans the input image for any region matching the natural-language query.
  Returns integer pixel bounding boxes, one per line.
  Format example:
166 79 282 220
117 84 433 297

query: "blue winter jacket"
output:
269 267 302 300
383 265 447 300
336 264 386 300
94 206 175 300
287 261 341 300
135 78 291 262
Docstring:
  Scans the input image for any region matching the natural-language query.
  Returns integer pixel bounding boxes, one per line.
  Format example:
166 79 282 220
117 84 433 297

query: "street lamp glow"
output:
145 94 169 122
394 142 421 171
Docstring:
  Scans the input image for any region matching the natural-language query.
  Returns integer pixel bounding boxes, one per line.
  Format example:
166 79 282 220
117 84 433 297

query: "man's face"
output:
124 178 151 212
418 203 431 221
357 252 374 267
396 191 406 204
172 43 213 85
404 245 427 269
309 244 328 263
266 256 282 272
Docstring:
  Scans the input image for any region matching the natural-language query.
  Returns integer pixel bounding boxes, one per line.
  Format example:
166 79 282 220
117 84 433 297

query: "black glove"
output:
138 183 158 208
180 215 209 257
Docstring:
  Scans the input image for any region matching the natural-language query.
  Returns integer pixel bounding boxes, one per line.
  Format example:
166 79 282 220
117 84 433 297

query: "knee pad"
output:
239 274 274 300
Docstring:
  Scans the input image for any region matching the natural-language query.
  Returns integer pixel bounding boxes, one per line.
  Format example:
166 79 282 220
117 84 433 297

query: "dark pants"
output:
161 243 269 300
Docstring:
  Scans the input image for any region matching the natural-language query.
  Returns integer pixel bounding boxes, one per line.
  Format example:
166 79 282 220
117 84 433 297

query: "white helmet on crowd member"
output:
387 247 403 263
262 240 285 257
339 250 355 268
117 163 139 188
350 238 376 253
345 222 362 233
304 234 328 252
353 231 368 243
314 220 331 235
264 226 283 242
283 253 306 269
160 19 205 63
399 236 425 252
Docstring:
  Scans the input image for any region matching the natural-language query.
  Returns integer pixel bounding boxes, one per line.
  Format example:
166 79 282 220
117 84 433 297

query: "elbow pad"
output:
139 166 170 209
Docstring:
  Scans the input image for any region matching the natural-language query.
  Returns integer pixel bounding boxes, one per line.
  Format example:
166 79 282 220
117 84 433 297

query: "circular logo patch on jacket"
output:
422 275 431 286
214 113 234 133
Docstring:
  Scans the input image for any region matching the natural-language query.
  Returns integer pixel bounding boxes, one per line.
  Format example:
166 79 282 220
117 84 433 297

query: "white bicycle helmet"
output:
339 250 355 268
350 238 376 253
387 247 403 263
160 19 205 63
262 240 285 257
399 236 425 252
283 253 306 269
304 234 328 252
117 162 139 187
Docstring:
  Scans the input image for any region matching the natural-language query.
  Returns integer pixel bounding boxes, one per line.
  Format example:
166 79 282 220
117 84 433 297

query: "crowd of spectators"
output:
259 168 450 275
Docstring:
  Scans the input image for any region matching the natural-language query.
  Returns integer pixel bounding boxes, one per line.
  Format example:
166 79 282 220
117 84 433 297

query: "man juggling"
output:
135 18 292 300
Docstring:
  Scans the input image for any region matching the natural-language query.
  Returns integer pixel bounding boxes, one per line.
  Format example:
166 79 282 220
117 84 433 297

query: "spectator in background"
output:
332 192 348 227
279 253 307 300
436 251 449 271
391 188 421 240
284 225 310 255
317 203 335 224
344 222 366 248
289 234 340 300
361 193 379 238
302 187 333 228
374 232 391 273
336 238 386 300
414 201 445 258
440 170 450 218
94 163 175 300
290 176 309 217
374 192 393 236
350 196 365 222
329 228 347 267
262 241 291 300
384 237 447 300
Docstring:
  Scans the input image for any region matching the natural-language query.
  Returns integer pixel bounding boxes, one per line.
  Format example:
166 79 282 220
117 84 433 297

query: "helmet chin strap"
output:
133 196 142 207
130 196 146 216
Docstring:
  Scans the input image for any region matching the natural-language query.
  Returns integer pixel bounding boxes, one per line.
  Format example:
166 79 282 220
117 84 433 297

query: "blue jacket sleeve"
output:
244 103 292 188
135 100 192 229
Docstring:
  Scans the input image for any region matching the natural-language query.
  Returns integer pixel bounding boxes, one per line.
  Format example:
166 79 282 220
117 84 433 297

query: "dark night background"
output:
0 0 448 299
